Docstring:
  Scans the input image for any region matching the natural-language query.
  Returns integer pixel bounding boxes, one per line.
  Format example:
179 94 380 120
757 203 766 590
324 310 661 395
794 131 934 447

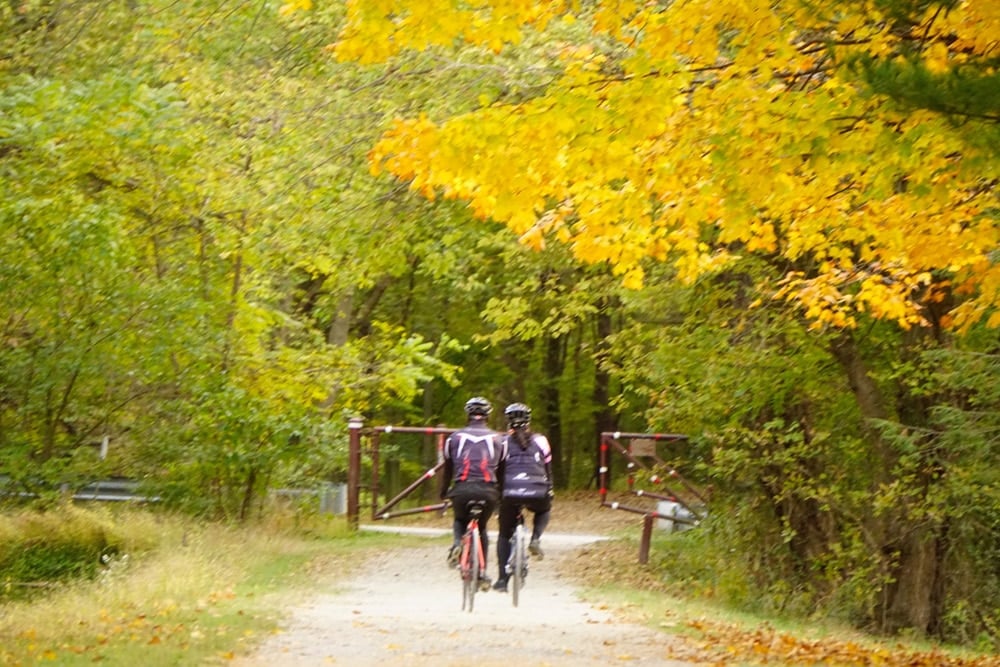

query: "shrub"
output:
0 504 155 600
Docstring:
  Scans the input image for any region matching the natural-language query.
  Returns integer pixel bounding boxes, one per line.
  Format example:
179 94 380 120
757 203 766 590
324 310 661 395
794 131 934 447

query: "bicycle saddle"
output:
465 498 487 515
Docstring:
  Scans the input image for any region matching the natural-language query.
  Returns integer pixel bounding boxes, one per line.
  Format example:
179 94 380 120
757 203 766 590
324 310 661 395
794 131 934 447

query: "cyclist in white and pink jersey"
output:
493 402 553 593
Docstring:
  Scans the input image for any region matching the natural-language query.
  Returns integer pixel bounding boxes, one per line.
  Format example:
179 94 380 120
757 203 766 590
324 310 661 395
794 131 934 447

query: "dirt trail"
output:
232 526 697 666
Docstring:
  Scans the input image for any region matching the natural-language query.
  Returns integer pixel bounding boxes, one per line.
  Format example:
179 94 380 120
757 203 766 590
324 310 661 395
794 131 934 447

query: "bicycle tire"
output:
511 523 526 607
461 530 473 612
467 524 480 612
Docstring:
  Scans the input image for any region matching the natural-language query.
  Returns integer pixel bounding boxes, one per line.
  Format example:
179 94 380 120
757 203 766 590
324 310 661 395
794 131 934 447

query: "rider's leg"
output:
446 487 472 566
496 501 518 581
451 498 470 546
529 497 552 541
478 485 500 574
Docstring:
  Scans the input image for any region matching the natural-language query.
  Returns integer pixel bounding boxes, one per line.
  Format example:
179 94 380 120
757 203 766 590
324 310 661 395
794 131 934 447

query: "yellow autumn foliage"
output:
334 0 1000 332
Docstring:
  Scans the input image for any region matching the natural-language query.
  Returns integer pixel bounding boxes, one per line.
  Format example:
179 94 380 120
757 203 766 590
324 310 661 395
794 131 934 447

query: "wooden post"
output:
639 514 654 564
369 431 380 519
347 416 363 529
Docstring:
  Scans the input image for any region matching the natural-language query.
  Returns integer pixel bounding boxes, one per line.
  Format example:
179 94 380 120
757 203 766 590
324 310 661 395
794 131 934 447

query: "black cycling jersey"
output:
501 431 552 499
442 421 506 485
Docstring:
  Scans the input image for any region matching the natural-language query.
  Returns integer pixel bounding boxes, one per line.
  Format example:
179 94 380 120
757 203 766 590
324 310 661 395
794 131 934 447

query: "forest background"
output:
1 0 998 650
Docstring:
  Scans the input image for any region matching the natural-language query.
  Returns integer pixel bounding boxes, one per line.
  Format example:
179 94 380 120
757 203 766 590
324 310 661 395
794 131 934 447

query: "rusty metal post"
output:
347 416 363 529
626 446 636 492
599 436 610 503
639 513 654 564
370 431 380 519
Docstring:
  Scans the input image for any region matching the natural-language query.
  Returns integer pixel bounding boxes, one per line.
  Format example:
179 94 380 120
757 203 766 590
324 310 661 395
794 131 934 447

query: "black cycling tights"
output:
496 497 551 578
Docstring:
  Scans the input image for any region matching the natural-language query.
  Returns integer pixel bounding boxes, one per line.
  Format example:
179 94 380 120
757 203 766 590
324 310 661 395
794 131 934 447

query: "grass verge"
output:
562 537 1000 667
0 506 416 666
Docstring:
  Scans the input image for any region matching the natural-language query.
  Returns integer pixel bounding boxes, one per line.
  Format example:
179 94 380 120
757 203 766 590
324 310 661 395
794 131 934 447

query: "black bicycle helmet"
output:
504 402 531 428
464 396 492 417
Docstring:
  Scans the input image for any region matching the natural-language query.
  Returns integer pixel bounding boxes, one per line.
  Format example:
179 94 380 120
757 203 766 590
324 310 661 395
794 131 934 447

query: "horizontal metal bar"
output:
367 426 456 435
73 494 161 502
374 502 449 521
600 431 688 441
601 501 701 526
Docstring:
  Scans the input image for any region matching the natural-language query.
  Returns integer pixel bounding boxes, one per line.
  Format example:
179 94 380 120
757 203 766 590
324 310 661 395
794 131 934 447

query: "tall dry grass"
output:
0 505 358 665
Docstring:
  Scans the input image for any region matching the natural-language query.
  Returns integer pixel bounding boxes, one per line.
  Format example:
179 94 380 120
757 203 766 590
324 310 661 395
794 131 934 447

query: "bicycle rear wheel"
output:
460 532 471 611
511 523 526 607
469 525 481 611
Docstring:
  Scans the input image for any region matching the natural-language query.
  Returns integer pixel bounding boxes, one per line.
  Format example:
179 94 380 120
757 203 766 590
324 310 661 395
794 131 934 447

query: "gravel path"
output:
232 527 697 666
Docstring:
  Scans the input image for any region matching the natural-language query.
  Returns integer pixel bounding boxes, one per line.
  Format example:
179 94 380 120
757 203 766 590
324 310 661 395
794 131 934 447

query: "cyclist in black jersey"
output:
440 396 507 589
493 402 553 592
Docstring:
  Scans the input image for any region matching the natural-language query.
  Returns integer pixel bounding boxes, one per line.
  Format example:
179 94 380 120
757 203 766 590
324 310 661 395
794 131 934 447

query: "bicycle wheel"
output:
511 523 526 607
460 531 473 612
466 524 480 612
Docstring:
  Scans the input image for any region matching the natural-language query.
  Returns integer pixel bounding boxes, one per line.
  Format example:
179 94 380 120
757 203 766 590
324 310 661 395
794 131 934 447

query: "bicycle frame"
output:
459 506 488 612
506 510 529 607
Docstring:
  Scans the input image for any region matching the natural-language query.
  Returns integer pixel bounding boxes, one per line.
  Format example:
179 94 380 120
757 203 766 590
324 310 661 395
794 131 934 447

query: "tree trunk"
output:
879 324 949 635
882 525 946 634
591 304 617 489
542 335 565 487
327 288 354 346
239 466 258 523
829 330 946 635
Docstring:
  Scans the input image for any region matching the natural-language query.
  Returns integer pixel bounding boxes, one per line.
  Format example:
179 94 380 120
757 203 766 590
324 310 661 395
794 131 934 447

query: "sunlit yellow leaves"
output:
333 0 571 63
856 275 928 329
278 0 312 17
924 42 952 74
519 225 546 250
925 0 1000 58
951 263 1000 332
593 0 640 38
338 0 1000 331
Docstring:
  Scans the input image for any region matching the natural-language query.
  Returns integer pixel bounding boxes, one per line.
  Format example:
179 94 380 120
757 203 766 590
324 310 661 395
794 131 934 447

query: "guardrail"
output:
70 479 160 502
0 477 348 514
0 477 161 503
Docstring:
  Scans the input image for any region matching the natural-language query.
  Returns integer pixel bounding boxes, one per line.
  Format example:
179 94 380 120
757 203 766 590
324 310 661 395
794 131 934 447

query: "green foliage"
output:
0 505 152 599
859 56 1000 123
871 346 1000 647
604 254 1000 642
0 1 483 516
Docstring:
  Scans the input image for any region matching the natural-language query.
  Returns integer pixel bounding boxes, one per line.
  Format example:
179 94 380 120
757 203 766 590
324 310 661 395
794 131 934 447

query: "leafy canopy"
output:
332 0 1000 332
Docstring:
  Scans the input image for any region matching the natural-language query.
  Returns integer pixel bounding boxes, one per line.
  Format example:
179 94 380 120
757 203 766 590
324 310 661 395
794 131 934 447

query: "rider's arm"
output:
439 437 454 499
496 433 508 493
440 458 453 499
536 434 554 496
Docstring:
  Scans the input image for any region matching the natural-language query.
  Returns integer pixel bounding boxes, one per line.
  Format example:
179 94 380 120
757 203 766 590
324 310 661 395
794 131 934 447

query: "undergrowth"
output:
0 504 377 666
564 532 1000 667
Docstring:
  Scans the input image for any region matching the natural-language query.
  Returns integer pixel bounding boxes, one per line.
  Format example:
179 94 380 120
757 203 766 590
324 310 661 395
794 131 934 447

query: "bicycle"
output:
505 509 530 607
457 499 490 612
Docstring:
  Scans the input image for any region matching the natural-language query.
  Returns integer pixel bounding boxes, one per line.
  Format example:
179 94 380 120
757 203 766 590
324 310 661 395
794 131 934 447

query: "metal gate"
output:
347 419 708 563
598 431 709 563
346 417 455 527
